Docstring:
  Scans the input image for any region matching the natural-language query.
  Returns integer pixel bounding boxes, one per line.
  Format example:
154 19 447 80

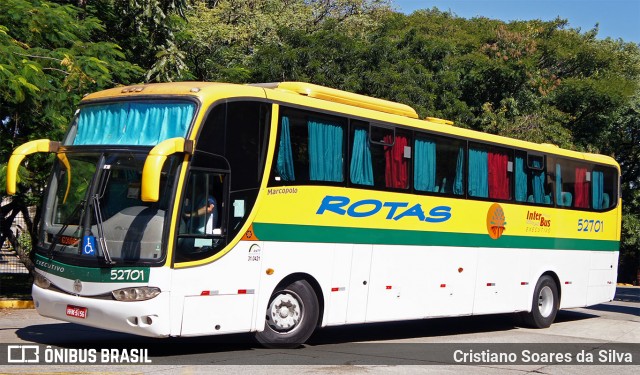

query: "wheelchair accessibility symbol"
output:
82 236 96 256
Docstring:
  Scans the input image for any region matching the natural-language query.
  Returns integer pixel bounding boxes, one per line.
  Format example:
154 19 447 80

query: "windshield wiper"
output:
92 193 115 265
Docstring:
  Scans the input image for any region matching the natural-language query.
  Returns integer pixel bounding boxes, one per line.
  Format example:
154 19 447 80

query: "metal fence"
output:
0 196 34 299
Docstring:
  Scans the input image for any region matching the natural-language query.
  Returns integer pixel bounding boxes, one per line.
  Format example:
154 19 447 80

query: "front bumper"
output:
32 284 171 337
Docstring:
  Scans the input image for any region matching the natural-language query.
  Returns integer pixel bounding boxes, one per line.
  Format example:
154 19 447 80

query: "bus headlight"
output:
112 287 161 302
34 272 51 289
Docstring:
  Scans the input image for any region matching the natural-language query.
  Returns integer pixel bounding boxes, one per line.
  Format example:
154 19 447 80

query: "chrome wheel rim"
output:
266 290 304 333
538 285 554 318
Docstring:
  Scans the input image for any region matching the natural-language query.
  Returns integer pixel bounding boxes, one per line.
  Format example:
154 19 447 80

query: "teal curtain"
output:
555 163 563 206
592 171 604 209
453 147 464 195
74 102 194 145
308 120 343 182
414 139 437 192
276 117 295 181
531 159 546 204
350 129 373 185
468 148 488 197
515 156 527 202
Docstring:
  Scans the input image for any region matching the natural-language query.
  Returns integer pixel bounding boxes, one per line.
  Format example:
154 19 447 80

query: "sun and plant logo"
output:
486 203 507 239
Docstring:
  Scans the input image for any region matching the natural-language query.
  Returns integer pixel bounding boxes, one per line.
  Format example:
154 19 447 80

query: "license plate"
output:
65 305 87 319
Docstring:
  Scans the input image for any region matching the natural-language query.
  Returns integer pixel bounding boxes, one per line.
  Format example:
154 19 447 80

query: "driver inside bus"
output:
184 190 218 235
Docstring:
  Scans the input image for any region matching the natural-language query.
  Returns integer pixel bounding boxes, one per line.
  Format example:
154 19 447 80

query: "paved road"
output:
0 287 637 374
615 286 640 302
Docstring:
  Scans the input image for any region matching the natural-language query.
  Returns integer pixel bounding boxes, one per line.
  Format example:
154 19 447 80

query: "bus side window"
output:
552 159 591 209
177 172 225 261
414 135 465 195
369 125 409 190
593 167 616 210
273 107 346 185
516 152 537 203
468 143 512 200
520 153 551 205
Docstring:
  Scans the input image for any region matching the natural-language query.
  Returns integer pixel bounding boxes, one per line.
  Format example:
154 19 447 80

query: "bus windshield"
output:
39 151 181 266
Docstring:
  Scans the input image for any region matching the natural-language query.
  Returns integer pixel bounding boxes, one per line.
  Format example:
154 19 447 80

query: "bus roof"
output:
250 82 419 119
80 82 228 101
79 81 619 168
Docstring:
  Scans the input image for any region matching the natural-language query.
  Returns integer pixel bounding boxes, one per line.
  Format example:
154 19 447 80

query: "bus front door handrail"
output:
141 137 194 202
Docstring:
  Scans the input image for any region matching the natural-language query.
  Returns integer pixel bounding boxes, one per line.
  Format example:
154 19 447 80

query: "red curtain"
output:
574 167 589 208
488 151 510 199
384 135 408 188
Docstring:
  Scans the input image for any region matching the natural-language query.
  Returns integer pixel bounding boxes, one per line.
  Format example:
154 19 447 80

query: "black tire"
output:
521 275 559 328
255 279 319 348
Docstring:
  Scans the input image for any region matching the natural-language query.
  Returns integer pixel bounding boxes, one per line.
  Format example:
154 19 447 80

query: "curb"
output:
0 300 34 309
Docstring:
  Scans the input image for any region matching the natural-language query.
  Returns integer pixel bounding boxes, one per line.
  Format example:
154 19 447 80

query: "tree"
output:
0 0 143 159
180 0 392 82
608 93 640 283
0 0 142 270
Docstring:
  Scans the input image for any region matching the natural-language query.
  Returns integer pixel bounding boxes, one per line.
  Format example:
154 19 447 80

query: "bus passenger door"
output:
175 168 258 335
175 170 228 261
345 244 372 324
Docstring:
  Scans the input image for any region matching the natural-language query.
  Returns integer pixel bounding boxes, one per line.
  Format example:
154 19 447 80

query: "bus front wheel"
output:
255 279 319 348
522 275 559 328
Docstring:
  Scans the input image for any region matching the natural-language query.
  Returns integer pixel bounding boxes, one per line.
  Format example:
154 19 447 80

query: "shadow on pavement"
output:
553 309 600 323
614 287 640 303
309 314 517 345
585 303 640 317
14 308 603 356
16 323 256 356
310 308 605 345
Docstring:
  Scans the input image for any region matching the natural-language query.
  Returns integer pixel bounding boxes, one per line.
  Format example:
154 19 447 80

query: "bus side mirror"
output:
141 137 194 202
6 139 60 195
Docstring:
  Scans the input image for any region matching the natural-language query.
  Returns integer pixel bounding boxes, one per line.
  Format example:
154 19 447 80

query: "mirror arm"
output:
6 139 60 195
141 137 194 202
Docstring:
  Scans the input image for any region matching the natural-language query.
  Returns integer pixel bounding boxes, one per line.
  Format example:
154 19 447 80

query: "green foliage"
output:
249 7 640 147
620 212 640 283
17 231 32 255
0 0 142 156
477 99 574 148
180 0 392 82
606 93 640 282
0 0 143 249
0 164 31 196
611 95 640 196
67 0 192 82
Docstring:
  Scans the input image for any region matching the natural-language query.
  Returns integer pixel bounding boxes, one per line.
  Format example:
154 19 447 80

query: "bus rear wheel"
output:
522 275 559 328
255 279 319 348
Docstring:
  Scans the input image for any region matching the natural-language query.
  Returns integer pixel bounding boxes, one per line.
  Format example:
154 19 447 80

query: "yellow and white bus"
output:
7 82 620 347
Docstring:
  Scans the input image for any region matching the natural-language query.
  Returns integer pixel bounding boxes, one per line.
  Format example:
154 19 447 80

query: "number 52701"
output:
577 219 603 232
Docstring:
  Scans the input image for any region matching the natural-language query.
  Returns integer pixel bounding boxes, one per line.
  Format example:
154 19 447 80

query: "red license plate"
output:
65 305 87 319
